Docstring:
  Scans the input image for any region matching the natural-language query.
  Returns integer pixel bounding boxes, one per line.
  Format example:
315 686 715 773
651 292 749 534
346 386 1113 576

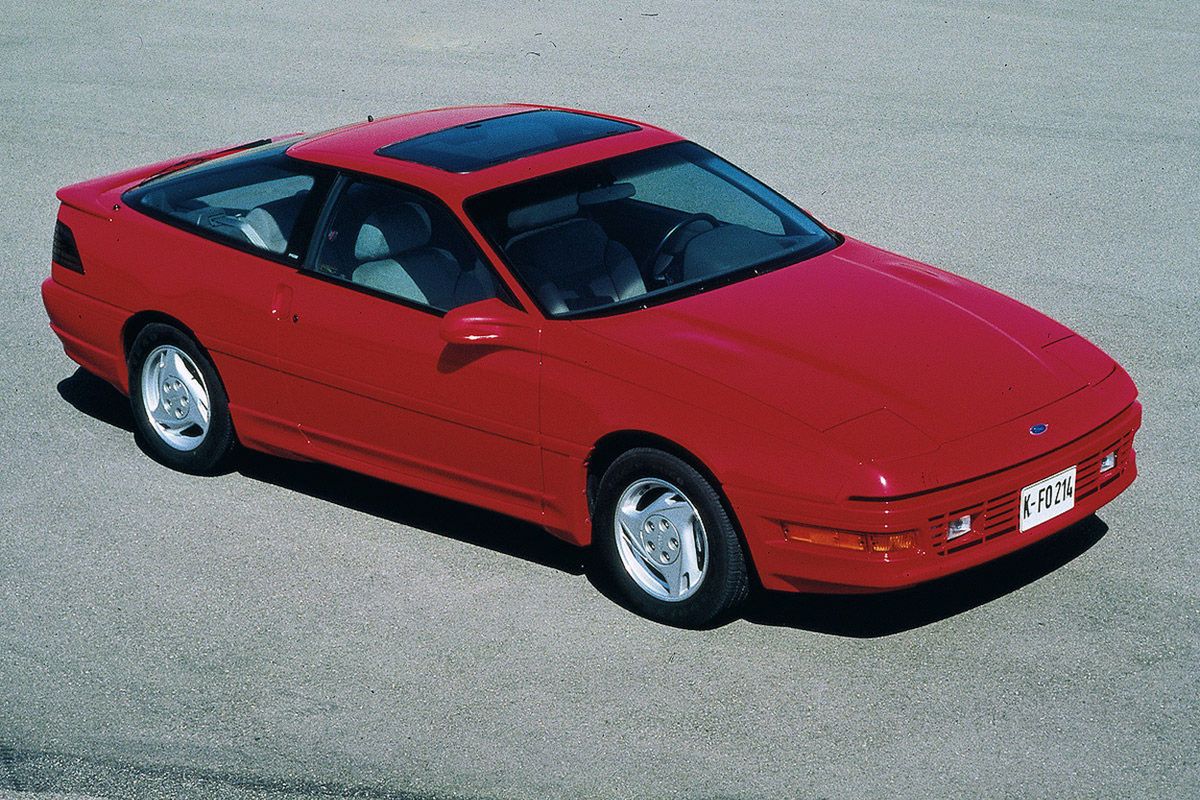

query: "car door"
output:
269 175 543 517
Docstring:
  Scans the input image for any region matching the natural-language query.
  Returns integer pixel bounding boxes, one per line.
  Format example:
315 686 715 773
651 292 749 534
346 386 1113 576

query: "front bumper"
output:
731 401 1141 593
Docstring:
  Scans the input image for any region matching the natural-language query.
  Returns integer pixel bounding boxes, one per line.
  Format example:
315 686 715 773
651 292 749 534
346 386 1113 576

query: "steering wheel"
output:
647 213 719 280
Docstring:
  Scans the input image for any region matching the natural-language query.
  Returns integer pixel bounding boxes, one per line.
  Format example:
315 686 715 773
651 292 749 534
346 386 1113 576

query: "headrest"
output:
354 202 431 261
506 195 580 232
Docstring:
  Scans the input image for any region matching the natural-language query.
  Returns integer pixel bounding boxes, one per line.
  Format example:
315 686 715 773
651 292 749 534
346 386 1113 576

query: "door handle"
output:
270 283 294 322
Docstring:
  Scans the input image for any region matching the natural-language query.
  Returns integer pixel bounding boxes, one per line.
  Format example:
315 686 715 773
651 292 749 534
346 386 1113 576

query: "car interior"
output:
313 182 500 311
136 163 317 258
131 141 833 319
503 188 647 314
135 159 503 313
489 190 815 315
467 142 834 316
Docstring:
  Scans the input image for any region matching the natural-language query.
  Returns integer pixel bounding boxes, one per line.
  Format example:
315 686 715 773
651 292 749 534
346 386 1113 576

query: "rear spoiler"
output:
55 133 304 219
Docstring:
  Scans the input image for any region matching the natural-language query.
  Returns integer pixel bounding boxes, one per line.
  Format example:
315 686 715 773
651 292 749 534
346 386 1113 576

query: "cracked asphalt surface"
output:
1 2 1197 798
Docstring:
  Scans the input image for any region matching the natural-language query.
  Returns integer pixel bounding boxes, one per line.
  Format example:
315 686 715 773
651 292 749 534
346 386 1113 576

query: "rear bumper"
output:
41 275 129 390
732 401 1141 593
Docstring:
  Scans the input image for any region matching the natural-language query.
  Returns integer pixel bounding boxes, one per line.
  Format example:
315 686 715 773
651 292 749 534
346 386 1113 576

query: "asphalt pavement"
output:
1 2 1197 798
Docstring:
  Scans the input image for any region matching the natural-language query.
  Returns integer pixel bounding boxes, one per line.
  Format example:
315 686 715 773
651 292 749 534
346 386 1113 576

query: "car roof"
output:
285 104 683 203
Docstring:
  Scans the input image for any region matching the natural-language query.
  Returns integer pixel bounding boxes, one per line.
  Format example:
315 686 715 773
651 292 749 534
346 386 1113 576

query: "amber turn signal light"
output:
867 532 916 552
783 523 916 553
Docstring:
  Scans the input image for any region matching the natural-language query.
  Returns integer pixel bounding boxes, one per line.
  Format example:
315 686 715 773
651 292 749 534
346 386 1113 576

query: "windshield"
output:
465 141 838 318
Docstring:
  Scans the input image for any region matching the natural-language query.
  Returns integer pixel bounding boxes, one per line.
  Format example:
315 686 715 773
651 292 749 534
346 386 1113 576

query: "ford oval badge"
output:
1029 423 1049 435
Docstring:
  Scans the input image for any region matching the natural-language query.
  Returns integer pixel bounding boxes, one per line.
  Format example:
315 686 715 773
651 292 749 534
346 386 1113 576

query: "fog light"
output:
1100 452 1117 473
947 514 972 541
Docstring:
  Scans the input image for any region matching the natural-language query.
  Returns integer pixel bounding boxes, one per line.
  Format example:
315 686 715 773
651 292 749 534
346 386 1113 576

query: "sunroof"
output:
376 109 640 173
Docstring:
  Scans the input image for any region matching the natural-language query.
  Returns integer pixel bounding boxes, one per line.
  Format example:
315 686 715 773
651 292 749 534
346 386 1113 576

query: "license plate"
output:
1019 466 1077 532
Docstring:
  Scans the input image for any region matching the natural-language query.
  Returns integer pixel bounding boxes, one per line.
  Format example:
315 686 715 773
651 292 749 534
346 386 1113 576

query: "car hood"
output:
576 237 1102 451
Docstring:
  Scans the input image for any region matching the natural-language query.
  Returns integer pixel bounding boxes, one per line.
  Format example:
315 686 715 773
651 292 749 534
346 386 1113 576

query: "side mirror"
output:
439 298 538 351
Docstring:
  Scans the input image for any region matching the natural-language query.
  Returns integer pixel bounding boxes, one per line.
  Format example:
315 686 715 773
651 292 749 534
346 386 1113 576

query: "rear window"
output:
376 109 639 173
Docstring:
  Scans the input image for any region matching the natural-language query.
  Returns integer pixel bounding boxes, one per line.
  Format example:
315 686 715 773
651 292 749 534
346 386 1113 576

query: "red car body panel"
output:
41 106 1141 593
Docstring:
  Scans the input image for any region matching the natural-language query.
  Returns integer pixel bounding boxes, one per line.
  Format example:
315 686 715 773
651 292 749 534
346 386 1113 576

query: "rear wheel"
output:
127 323 235 474
594 448 749 627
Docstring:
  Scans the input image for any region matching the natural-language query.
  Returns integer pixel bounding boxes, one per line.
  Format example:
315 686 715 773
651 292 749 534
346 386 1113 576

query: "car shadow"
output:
56 366 1111 635
57 367 135 433
55 367 584 575
236 450 586 575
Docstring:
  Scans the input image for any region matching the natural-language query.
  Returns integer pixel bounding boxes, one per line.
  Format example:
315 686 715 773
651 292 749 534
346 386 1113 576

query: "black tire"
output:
127 323 236 474
594 448 750 627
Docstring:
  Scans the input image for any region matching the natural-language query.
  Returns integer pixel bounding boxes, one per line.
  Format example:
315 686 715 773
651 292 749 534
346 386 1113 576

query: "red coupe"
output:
42 105 1140 626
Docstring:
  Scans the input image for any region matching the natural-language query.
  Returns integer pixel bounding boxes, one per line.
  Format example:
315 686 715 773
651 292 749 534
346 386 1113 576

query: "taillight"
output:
52 219 84 274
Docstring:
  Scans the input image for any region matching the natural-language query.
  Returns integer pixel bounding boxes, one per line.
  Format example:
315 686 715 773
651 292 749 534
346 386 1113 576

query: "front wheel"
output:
594 448 749 627
127 323 236 474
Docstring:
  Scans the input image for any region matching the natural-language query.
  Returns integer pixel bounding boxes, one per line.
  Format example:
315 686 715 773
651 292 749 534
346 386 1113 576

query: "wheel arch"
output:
121 311 239 473
121 312 232 411
122 311 205 359
587 431 711 509
584 429 760 579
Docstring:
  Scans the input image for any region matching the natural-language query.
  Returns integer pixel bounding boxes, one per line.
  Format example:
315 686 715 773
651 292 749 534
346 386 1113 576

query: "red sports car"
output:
42 105 1140 626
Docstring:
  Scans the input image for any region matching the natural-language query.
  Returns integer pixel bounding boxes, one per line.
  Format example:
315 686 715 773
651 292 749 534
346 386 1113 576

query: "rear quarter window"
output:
124 143 330 261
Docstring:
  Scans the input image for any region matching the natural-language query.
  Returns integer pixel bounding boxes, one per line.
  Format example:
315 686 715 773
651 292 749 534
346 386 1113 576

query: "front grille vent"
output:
927 492 1019 556
926 432 1134 556
52 220 84 273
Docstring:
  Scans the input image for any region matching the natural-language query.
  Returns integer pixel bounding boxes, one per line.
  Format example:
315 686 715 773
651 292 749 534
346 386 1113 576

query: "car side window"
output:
311 179 507 312
127 143 327 261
